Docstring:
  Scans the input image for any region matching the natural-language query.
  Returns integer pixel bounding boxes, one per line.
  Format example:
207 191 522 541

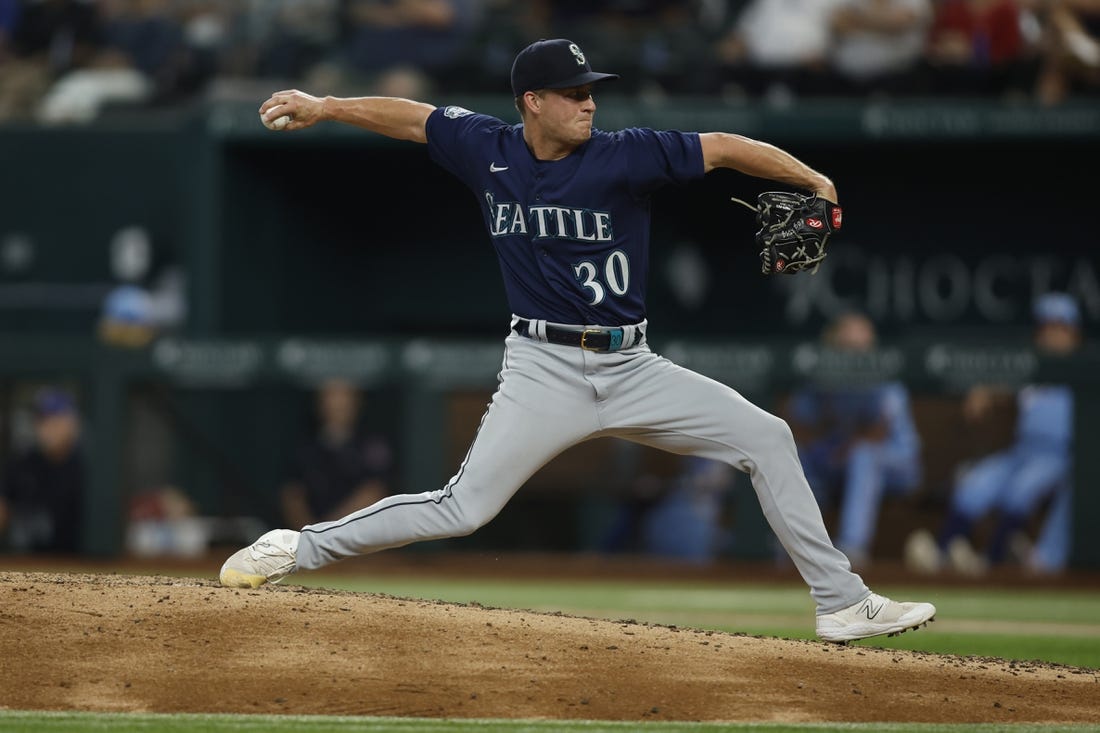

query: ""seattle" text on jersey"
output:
486 192 613 242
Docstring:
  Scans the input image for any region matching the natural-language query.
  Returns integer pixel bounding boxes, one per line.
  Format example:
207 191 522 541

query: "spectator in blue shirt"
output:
906 292 1082 576
786 311 923 570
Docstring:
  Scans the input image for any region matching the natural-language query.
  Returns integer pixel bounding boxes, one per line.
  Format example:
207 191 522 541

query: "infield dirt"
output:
1 569 1097 724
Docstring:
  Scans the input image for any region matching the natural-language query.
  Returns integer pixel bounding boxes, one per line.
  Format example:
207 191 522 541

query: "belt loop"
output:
532 319 547 342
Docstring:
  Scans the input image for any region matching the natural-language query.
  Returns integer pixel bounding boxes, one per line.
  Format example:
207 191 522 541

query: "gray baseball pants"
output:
297 323 870 614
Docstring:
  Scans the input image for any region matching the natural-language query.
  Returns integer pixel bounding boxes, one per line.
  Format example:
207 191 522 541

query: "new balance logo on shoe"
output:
860 599 884 620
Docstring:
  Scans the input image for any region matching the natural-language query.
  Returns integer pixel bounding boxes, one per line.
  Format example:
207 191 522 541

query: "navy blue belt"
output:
513 319 640 352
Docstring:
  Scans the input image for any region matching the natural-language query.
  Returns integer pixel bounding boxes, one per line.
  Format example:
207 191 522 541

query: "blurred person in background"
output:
97 224 187 348
279 378 395 529
0 387 85 554
597 446 733 564
905 292 1082 576
1033 0 1100 104
93 0 224 107
631 1 726 97
638 455 735 564
0 0 104 121
98 1 184 94
235 0 339 84
920 0 1042 97
443 0 550 94
828 0 935 96
538 0 715 98
7 0 209 123
0 0 17 112
786 310 923 570
0 0 18 53
330 0 481 98
712 0 844 101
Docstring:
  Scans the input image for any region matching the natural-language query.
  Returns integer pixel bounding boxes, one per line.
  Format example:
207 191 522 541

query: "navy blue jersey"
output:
426 106 704 325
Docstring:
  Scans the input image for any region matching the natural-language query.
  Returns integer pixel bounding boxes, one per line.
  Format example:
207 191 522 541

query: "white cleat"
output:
219 529 300 588
816 592 937 643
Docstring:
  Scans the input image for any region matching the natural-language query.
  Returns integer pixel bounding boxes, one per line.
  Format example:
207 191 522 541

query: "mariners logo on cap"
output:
569 43 586 66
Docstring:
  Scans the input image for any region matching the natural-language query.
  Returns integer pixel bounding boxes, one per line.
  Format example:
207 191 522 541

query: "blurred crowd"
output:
0 294 1086 577
596 293 1083 578
1 0 1099 123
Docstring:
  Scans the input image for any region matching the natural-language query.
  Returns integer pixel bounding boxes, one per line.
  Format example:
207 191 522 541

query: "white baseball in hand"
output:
264 114 291 131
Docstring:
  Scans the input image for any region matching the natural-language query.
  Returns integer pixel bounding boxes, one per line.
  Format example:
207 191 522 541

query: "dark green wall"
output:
0 127 185 332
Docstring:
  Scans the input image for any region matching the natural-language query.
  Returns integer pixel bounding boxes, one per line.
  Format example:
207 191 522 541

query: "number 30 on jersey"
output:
573 250 630 305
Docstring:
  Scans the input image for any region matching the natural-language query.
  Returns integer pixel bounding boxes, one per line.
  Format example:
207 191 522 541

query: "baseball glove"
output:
732 191 842 275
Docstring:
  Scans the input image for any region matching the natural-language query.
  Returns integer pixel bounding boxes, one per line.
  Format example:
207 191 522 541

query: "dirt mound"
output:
1 571 1096 724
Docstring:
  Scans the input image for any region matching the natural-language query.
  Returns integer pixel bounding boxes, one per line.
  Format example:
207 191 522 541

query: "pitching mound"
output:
1 571 1096 724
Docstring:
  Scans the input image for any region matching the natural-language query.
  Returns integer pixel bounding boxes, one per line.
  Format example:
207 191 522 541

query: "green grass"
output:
290 576 1100 668
1 712 1098 733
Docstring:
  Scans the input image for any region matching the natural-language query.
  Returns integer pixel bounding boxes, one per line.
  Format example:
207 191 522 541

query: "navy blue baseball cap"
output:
511 39 619 97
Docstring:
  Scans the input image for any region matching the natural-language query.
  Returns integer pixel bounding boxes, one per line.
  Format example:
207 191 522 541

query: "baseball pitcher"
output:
220 38 936 643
